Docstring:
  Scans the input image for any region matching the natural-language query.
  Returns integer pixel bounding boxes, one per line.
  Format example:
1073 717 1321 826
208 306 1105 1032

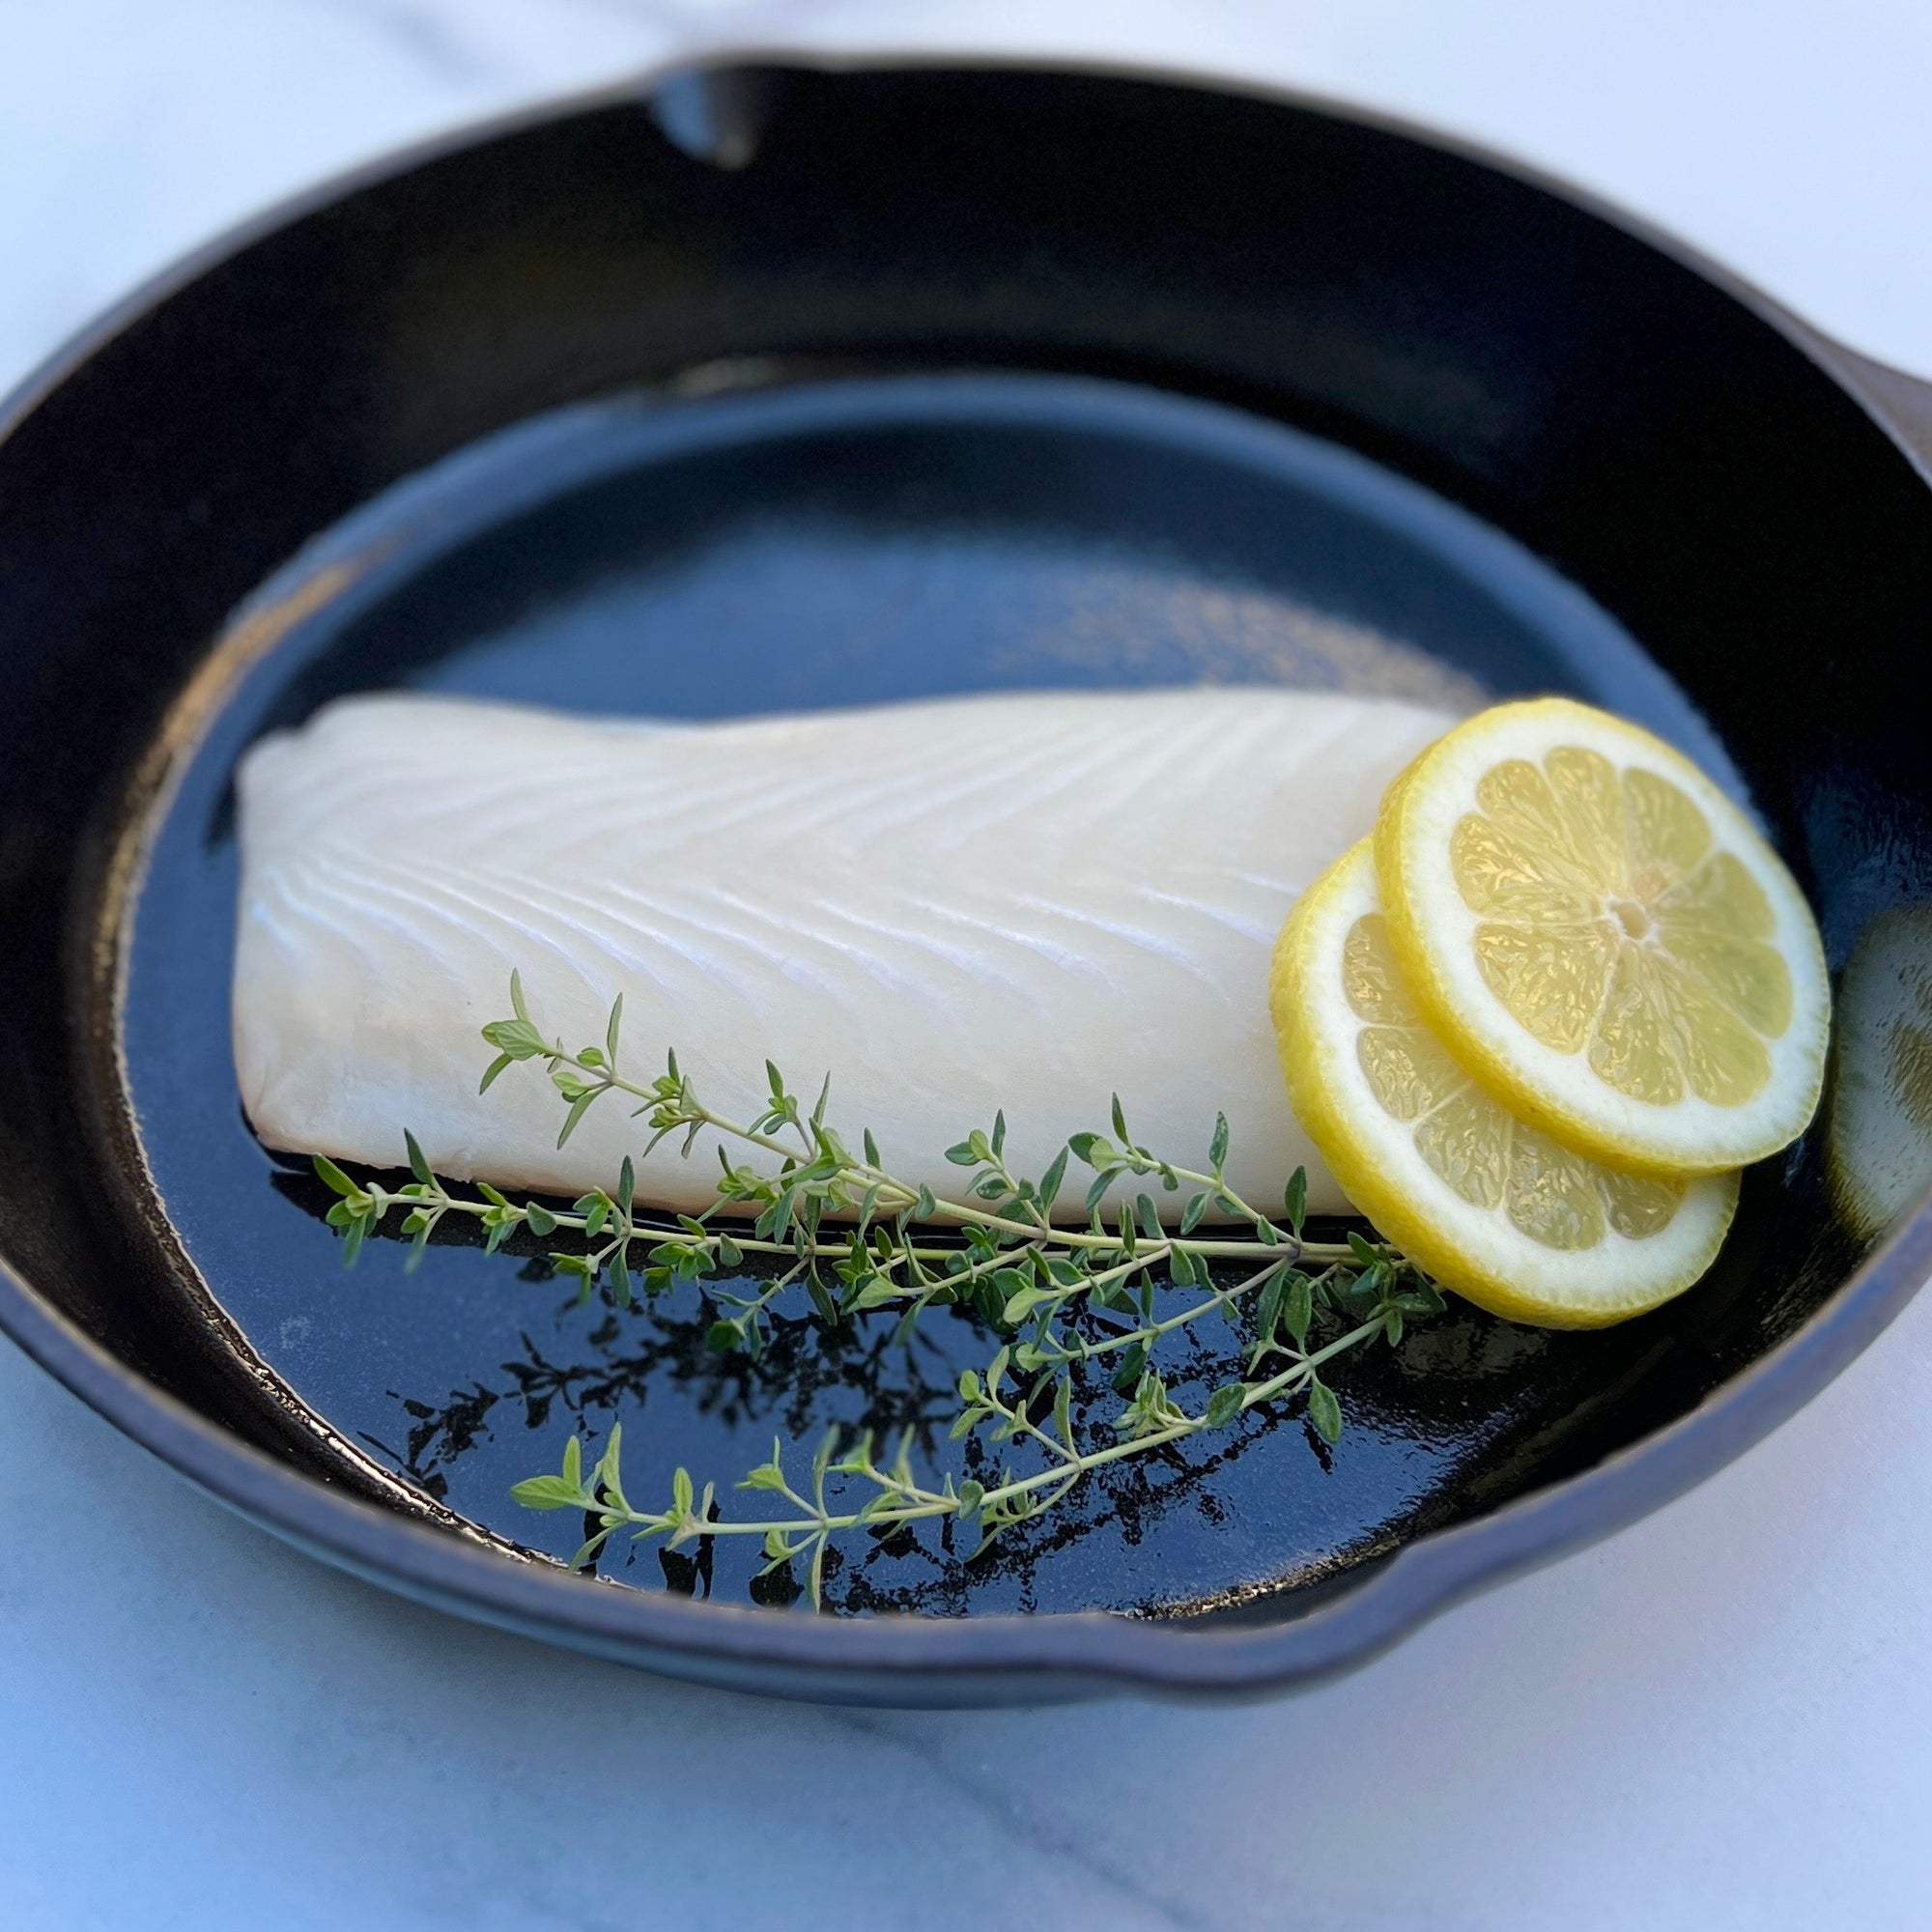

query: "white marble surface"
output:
4 4 1932 1926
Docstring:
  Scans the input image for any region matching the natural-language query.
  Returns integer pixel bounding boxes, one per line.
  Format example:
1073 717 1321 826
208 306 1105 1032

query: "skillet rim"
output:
3 48 1930 1703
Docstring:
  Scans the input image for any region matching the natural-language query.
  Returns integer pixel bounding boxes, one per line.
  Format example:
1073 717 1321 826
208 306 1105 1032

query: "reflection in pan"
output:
273 1163 1567 1616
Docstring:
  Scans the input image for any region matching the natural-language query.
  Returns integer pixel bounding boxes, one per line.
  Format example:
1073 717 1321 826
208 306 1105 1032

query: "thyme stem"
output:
526 1312 1393 1592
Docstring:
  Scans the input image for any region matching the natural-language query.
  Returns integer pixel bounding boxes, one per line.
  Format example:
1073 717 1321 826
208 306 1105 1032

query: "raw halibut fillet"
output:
234 687 1458 1219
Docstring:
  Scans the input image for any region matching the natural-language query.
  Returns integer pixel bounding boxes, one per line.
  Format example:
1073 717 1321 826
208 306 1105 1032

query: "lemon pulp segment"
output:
1347 909 1687 1248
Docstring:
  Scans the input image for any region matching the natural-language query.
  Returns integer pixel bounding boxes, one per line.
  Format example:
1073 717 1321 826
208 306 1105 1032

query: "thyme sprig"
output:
311 974 1449 1607
319 971 1374 1327
515 1276 1423 1603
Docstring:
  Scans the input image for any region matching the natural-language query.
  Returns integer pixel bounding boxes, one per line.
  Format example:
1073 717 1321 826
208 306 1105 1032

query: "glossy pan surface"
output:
3 57 1931 1703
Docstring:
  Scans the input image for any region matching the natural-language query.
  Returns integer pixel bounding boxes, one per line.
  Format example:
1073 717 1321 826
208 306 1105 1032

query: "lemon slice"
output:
1270 841 1739 1325
1824 904 1932 1241
1375 697 1828 1174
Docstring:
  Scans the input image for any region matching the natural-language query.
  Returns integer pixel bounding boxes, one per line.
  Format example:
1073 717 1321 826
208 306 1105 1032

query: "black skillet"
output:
4 56 1932 1706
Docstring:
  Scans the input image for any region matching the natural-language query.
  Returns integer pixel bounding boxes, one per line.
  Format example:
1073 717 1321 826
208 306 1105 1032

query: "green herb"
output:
515 1239 1425 1597
317 974 1448 1607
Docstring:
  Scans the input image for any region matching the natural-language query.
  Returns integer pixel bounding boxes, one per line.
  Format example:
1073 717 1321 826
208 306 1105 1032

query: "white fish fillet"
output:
233 687 1458 1219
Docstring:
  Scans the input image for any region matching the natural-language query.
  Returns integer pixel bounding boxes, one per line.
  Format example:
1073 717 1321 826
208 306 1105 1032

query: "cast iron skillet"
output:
4 55 1932 1706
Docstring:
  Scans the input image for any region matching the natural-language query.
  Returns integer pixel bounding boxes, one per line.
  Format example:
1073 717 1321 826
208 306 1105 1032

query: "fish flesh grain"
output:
233 686 1460 1221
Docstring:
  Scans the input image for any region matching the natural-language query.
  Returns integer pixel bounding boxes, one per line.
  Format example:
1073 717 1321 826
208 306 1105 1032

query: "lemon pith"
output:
1270 841 1740 1327
1375 698 1829 1175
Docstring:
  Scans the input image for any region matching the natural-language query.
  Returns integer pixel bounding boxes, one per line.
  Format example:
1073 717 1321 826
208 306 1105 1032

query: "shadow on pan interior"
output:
2 63 1930 1641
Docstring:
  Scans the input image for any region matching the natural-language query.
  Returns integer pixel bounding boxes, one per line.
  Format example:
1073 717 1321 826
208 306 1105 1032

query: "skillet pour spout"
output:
3 55 1932 1705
